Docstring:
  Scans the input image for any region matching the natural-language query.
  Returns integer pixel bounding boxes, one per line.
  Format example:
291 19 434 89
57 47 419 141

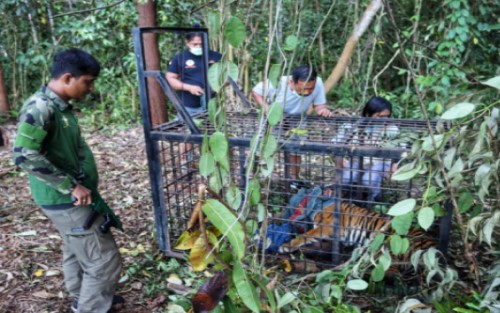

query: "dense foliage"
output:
1 0 498 312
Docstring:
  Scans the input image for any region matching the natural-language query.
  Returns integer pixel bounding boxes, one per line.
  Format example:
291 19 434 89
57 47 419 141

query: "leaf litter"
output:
0 124 175 313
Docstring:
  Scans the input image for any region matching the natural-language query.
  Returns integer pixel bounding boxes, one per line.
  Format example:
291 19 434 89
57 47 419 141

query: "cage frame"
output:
133 27 453 265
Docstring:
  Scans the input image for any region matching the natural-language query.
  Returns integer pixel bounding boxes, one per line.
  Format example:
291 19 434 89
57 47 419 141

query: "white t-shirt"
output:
253 76 327 115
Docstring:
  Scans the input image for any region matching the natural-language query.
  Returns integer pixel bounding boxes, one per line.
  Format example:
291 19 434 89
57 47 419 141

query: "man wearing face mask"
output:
252 65 334 183
166 30 222 116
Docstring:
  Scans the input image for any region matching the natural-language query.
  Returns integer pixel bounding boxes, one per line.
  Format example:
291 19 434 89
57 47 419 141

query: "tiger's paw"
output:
278 243 297 253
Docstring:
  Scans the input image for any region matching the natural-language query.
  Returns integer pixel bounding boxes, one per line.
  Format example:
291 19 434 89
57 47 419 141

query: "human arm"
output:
252 80 275 112
311 78 333 117
252 91 269 112
166 72 204 96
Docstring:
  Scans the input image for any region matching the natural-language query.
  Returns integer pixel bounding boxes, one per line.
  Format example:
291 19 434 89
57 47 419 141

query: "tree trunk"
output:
0 63 10 114
137 0 167 126
323 0 382 93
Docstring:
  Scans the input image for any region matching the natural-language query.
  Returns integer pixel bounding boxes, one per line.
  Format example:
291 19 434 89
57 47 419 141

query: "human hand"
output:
71 183 92 206
318 108 333 117
187 85 204 97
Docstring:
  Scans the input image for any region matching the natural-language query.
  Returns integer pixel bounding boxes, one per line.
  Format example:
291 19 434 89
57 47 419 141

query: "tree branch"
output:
52 0 126 18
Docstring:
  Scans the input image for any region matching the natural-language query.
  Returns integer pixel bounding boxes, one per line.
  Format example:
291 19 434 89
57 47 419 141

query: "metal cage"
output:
133 27 452 269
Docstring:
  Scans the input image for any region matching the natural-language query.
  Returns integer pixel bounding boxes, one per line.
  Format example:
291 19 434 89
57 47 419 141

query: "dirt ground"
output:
0 124 176 313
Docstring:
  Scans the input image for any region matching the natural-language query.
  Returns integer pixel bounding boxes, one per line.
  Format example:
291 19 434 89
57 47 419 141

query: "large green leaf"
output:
267 102 283 126
208 62 223 93
202 199 246 260
233 262 260 312
208 11 220 41
418 207 435 230
225 186 242 211
458 192 474 213
209 131 228 162
226 61 239 81
268 64 281 88
199 152 215 178
248 178 261 205
390 234 403 255
387 198 416 216
284 35 298 51
371 263 385 282
369 233 385 252
481 75 500 90
224 16 246 48
441 102 475 120
422 134 444 152
263 134 277 158
208 98 217 125
391 212 413 235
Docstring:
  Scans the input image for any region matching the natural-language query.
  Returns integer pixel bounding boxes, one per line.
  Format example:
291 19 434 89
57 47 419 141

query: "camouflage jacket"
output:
13 86 98 205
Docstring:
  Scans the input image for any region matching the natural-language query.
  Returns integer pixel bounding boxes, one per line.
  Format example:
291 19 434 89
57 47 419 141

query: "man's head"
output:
290 65 317 96
50 49 100 101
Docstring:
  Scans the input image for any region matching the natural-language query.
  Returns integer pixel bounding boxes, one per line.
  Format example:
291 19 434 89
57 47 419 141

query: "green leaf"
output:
209 171 222 193
208 63 223 92
253 278 276 312
268 64 281 89
387 198 416 216
390 234 403 255
233 262 260 312
369 233 385 252
447 157 464 178
208 98 217 125
458 192 474 213
202 199 246 260
277 292 296 309
391 212 413 235
379 250 392 270
474 163 491 185
441 102 475 120
347 279 368 290
260 157 274 177
392 163 420 181
422 134 444 152
248 178 261 205
371 263 385 282
224 16 246 48
267 102 283 126
209 131 229 162
199 152 215 178
263 135 278 158
226 61 239 81
400 238 410 255
208 11 220 39
481 75 500 90
225 186 242 211
284 35 298 51
418 207 435 230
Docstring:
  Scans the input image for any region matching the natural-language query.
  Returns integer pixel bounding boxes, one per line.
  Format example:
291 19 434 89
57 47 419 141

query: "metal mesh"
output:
150 111 451 269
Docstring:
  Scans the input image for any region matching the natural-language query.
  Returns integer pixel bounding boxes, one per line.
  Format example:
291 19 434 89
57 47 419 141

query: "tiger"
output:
278 202 435 254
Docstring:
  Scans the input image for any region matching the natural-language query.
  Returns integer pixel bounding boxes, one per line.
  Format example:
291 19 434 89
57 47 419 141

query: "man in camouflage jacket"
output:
13 49 122 313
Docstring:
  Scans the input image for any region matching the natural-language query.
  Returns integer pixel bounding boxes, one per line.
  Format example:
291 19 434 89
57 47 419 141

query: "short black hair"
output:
291 65 317 84
186 24 203 42
362 96 393 117
51 48 100 79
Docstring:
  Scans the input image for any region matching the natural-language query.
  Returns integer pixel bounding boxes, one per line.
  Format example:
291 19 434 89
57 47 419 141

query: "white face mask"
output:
189 47 203 56
291 90 303 98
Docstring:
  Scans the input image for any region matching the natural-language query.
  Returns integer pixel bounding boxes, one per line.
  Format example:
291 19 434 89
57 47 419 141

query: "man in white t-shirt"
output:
252 65 333 182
